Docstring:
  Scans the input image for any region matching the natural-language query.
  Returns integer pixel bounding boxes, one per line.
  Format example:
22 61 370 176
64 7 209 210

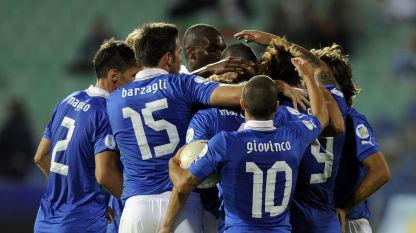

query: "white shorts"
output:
119 191 203 233
346 218 372 233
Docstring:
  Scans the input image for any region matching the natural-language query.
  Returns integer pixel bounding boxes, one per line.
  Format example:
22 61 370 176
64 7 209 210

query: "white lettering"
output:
246 140 292 154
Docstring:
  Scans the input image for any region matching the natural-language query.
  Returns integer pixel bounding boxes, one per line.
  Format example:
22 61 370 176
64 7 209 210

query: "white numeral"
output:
246 161 292 218
50 117 75 176
310 138 334 184
122 98 179 160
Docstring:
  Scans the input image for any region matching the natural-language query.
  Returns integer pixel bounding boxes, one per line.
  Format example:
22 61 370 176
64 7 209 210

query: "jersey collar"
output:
86 85 110 99
135 68 169 81
244 120 276 131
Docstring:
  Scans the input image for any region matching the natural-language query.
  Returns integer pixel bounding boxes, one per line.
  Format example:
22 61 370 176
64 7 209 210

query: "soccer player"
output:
160 56 329 232
235 30 348 233
107 22 306 233
33 39 139 233
312 44 391 233
182 24 254 78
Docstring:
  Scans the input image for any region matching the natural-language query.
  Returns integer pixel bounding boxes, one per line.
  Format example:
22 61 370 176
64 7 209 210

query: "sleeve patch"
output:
355 124 370 139
193 76 208 84
104 134 116 150
330 88 344 97
286 106 301 115
186 128 195 144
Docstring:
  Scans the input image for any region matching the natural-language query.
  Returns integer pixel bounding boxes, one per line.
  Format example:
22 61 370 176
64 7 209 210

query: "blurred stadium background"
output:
0 0 415 232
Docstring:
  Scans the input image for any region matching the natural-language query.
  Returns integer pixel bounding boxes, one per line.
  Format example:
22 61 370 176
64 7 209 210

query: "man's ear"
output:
186 47 195 61
240 98 247 111
108 69 119 83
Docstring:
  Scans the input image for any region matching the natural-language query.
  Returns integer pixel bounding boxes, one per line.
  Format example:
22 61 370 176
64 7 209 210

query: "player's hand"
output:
106 206 115 224
208 72 239 83
234 30 277 46
336 207 347 233
291 57 316 81
206 57 255 76
277 80 309 110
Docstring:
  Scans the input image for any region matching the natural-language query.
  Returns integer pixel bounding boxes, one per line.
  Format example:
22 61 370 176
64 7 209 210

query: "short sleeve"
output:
43 104 59 140
181 74 220 105
188 132 227 181
94 110 118 155
286 115 321 147
349 110 380 161
186 109 216 143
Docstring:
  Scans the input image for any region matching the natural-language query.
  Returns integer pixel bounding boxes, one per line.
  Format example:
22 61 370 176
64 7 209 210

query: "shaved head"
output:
242 75 278 119
183 24 223 49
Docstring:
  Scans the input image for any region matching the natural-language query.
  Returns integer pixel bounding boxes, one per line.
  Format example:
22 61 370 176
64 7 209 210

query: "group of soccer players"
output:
33 22 391 233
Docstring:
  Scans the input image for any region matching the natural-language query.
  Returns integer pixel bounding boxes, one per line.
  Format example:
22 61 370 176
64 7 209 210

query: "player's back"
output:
35 86 114 233
217 119 320 232
280 85 348 232
107 69 218 200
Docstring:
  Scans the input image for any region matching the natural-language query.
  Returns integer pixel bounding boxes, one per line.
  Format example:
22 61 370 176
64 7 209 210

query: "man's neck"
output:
95 79 113 93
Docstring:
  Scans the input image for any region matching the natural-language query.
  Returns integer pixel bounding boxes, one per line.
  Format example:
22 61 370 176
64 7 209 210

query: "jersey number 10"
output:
246 161 292 218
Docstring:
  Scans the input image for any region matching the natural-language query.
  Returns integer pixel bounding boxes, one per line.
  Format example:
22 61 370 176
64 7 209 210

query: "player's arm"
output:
320 87 345 137
291 57 329 128
95 151 123 198
234 30 279 46
209 80 309 110
341 151 390 210
34 137 51 178
159 148 201 233
192 57 255 78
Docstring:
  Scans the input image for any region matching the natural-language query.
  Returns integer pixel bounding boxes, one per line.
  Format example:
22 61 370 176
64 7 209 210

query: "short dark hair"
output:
243 75 278 118
221 43 257 63
183 24 222 50
311 44 359 106
133 22 178 67
93 38 137 78
258 38 301 86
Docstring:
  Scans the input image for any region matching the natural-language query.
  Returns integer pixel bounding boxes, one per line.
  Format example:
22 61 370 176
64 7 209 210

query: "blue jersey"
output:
107 68 219 200
335 107 380 220
282 85 348 233
189 118 321 232
186 106 303 143
34 86 116 233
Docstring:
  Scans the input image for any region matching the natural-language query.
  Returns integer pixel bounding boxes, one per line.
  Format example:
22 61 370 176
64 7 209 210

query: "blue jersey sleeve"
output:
93 110 118 155
186 109 216 143
43 102 60 140
325 84 349 115
349 109 380 161
286 115 321 147
188 132 227 181
181 75 219 105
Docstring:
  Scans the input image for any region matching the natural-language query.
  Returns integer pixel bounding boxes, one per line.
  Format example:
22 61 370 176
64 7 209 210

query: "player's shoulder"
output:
348 107 371 123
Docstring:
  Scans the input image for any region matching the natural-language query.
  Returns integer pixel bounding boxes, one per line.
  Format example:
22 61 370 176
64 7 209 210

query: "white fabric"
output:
346 218 373 233
180 65 190 74
202 210 219 233
119 191 203 233
86 85 110 98
135 68 169 81
244 120 276 131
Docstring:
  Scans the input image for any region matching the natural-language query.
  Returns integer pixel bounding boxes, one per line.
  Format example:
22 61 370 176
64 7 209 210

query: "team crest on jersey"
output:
186 128 194 144
355 124 369 139
105 134 116 149
302 120 316 131
194 76 208 84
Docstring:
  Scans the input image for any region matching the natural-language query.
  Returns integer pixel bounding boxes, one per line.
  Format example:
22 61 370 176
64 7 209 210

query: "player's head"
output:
93 38 139 92
241 75 279 120
311 44 359 106
125 27 143 69
133 22 180 74
258 38 301 87
216 43 257 83
183 24 226 71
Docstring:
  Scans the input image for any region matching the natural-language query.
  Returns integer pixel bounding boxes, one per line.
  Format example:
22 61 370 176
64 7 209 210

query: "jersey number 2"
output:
122 98 180 160
50 116 75 176
246 161 292 218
